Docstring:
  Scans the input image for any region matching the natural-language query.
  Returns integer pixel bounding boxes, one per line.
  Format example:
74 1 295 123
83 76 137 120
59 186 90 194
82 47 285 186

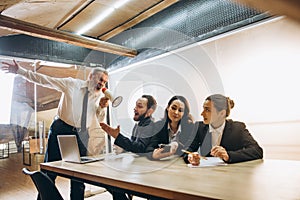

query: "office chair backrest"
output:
22 168 64 200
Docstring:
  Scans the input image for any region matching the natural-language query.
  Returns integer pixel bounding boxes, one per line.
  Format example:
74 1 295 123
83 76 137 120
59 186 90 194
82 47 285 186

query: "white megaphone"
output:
102 88 123 107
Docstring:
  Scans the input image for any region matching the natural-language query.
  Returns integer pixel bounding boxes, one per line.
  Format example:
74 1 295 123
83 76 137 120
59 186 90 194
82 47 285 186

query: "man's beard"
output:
95 83 102 90
134 112 147 122
89 81 102 91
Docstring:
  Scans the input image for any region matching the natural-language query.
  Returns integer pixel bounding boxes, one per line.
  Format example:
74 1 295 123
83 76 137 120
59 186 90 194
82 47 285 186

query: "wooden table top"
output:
40 154 300 200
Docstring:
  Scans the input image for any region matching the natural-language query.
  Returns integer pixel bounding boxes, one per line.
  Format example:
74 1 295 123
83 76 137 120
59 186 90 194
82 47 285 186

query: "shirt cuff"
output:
16 66 28 75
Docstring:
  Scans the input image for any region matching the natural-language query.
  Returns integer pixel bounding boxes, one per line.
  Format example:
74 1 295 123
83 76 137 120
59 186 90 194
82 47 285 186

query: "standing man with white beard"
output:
1 60 109 200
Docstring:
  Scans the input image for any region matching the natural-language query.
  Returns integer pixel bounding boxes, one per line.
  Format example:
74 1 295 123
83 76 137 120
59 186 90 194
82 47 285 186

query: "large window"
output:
0 71 14 124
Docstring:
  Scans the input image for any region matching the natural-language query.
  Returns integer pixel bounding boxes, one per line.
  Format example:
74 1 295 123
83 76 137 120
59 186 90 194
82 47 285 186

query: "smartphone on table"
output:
159 144 171 153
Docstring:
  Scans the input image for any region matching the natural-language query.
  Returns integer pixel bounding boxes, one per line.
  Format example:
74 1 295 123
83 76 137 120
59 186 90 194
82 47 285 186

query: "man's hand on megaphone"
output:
99 122 120 138
99 97 109 108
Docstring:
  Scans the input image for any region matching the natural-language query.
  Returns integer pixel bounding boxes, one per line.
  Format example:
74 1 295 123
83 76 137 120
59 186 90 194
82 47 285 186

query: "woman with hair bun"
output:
184 94 263 164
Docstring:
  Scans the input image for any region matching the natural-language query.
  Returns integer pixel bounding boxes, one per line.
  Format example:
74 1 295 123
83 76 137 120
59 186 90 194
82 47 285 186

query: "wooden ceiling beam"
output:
99 0 179 41
0 14 137 57
233 0 300 23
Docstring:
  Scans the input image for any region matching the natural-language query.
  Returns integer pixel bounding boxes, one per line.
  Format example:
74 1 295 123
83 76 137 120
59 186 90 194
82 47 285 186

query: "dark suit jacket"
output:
146 119 197 159
184 119 263 163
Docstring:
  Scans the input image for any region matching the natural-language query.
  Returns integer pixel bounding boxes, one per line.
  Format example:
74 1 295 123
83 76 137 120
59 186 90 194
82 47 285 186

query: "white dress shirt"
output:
209 121 226 146
168 123 182 143
17 66 103 128
89 107 106 137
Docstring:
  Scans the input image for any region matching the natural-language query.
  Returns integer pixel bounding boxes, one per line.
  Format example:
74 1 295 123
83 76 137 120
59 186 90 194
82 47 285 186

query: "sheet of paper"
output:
187 157 227 168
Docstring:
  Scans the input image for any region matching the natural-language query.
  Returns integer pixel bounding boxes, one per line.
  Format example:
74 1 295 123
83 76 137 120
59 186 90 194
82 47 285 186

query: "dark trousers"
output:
41 118 88 200
107 189 131 200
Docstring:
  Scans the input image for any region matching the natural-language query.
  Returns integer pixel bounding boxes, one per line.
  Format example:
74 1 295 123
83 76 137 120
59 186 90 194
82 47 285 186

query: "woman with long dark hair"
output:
146 95 197 160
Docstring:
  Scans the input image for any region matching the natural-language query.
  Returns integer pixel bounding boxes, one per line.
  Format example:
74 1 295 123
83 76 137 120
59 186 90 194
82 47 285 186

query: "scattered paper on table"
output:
187 157 227 168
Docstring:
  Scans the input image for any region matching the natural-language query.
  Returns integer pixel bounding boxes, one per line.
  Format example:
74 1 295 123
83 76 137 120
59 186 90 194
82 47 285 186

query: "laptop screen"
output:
57 135 82 163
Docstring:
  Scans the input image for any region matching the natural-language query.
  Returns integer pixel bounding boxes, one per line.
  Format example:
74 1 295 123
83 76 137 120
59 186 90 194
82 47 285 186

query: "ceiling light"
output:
77 0 131 35
38 61 73 68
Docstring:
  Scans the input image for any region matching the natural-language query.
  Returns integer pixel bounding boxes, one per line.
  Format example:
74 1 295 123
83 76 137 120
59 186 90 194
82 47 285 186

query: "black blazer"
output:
184 119 263 163
146 119 198 159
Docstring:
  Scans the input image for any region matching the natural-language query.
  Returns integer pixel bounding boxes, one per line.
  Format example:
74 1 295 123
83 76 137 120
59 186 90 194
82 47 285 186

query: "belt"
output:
54 117 81 132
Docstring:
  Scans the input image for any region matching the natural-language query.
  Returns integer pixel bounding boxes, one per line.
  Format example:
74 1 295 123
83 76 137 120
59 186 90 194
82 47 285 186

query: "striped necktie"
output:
81 87 89 132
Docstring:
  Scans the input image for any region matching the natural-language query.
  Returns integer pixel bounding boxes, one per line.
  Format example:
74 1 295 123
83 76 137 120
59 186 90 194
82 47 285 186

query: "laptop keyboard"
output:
81 157 92 161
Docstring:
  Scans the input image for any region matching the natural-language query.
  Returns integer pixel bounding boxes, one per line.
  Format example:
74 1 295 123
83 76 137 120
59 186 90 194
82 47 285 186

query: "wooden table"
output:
40 154 300 200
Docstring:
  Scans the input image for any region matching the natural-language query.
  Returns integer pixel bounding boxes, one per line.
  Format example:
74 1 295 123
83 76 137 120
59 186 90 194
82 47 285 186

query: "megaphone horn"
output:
101 88 123 107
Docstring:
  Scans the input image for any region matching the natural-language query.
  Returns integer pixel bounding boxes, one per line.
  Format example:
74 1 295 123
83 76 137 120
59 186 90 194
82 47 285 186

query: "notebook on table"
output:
57 135 104 164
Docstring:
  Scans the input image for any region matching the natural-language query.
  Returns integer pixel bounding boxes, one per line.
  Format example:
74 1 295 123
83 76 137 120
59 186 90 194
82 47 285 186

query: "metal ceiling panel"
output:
106 0 269 69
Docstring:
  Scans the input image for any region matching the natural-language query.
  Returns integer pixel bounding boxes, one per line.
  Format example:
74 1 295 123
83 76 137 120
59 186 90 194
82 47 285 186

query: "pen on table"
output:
181 149 207 160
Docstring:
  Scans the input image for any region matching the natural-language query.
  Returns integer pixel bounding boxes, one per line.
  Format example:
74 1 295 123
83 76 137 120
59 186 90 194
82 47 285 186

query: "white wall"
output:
205 17 300 124
109 17 300 160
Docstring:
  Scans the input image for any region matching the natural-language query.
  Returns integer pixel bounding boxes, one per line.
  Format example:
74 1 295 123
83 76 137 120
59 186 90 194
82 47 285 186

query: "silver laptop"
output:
57 135 104 164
